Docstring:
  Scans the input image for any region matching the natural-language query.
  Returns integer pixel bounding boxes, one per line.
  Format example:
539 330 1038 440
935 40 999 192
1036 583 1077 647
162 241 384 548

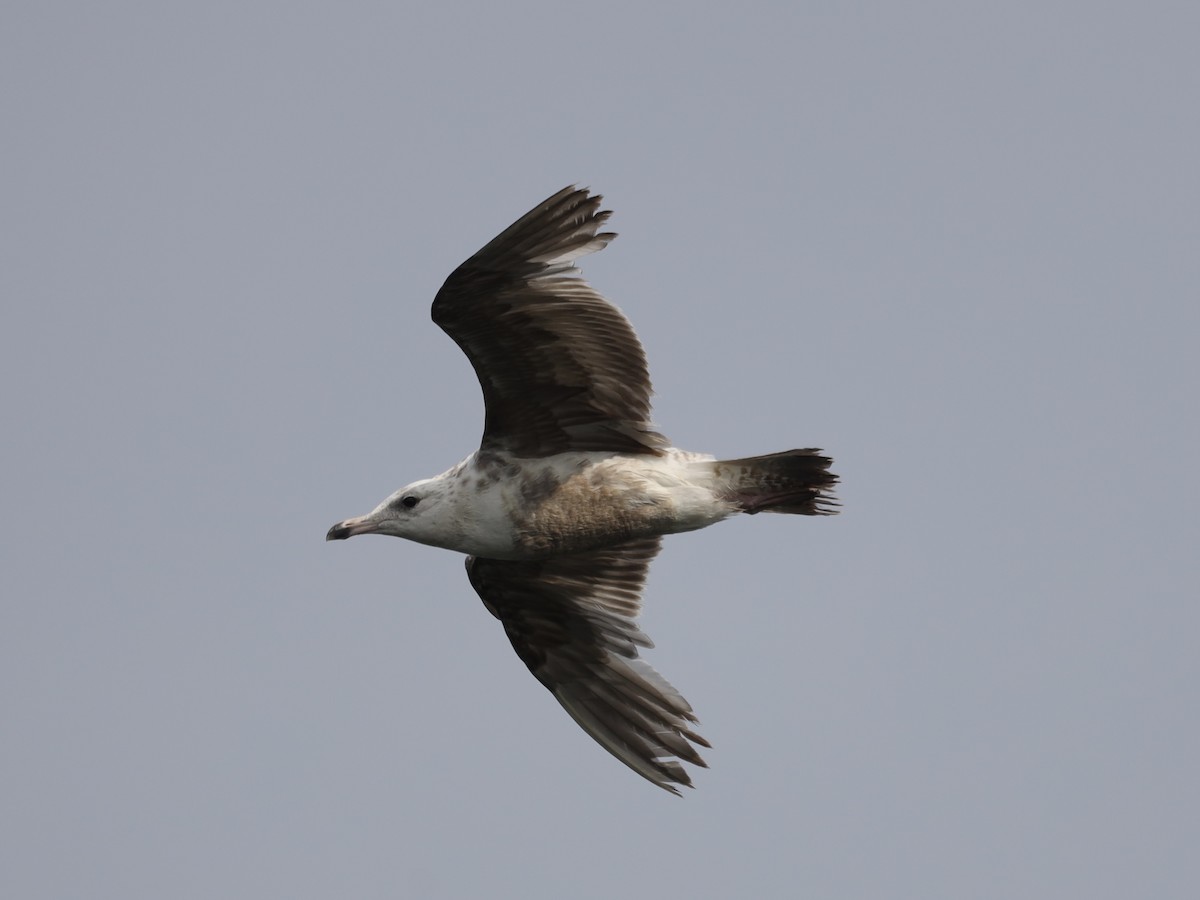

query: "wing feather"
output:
432 186 668 457
466 537 709 795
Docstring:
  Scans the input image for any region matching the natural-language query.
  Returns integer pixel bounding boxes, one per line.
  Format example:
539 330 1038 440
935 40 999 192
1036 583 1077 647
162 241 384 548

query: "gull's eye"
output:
400 495 419 509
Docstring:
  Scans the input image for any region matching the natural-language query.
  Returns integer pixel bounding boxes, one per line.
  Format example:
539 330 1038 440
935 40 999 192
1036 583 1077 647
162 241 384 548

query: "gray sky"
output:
3 2 1197 898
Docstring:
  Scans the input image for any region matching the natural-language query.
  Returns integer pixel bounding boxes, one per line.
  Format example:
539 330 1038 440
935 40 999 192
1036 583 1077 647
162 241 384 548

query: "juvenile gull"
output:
327 186 838 795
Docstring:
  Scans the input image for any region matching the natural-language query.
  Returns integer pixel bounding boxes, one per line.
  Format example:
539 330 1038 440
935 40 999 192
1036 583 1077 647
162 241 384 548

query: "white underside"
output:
437 448 736 559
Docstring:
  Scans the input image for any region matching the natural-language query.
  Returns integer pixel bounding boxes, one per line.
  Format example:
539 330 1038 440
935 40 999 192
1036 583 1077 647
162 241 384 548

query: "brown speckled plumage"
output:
327 187 838 795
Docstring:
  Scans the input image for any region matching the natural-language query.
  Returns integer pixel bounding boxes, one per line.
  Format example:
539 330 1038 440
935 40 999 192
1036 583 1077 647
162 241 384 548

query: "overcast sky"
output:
3 3 1197 898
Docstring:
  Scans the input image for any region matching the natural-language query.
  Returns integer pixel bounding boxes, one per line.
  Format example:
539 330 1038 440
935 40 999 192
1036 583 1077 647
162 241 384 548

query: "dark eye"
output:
400 495 419 509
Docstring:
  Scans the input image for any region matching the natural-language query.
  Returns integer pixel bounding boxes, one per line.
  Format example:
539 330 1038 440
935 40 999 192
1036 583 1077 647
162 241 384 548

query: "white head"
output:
326 476 459 550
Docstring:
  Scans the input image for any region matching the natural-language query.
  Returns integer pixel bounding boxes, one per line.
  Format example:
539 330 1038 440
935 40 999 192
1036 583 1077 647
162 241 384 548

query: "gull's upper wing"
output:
432 186 668 458
465 537 709 795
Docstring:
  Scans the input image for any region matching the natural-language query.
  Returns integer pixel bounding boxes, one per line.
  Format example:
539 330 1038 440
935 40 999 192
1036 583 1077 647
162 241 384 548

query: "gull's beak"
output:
326 514 381 541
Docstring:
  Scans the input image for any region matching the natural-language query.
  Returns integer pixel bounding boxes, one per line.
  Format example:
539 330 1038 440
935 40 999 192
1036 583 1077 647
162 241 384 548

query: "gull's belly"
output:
503 455 734 558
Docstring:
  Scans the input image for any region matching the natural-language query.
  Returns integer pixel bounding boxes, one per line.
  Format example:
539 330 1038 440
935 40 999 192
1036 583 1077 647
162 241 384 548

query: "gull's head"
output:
326 478 449 544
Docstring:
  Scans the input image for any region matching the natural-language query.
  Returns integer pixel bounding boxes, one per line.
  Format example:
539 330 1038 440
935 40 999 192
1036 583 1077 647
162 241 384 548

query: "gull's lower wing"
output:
465 536 709 795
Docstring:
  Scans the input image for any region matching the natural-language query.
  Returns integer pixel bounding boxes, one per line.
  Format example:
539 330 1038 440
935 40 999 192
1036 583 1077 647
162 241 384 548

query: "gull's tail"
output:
715 449 839 515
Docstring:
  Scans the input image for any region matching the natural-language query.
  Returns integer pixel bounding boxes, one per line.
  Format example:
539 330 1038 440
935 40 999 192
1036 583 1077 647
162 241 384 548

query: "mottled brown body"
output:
511 461 694 557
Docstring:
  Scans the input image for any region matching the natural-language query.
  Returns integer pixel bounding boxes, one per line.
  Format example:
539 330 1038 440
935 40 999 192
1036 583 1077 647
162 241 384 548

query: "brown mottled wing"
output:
465 537 709 795
431 186 668 457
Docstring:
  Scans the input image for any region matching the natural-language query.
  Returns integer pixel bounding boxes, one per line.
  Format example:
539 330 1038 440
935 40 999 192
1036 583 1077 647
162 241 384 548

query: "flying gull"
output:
327 186 838 795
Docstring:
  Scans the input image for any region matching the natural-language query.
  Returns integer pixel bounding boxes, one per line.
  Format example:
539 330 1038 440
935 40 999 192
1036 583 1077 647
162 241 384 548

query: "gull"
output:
326 186 838 794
